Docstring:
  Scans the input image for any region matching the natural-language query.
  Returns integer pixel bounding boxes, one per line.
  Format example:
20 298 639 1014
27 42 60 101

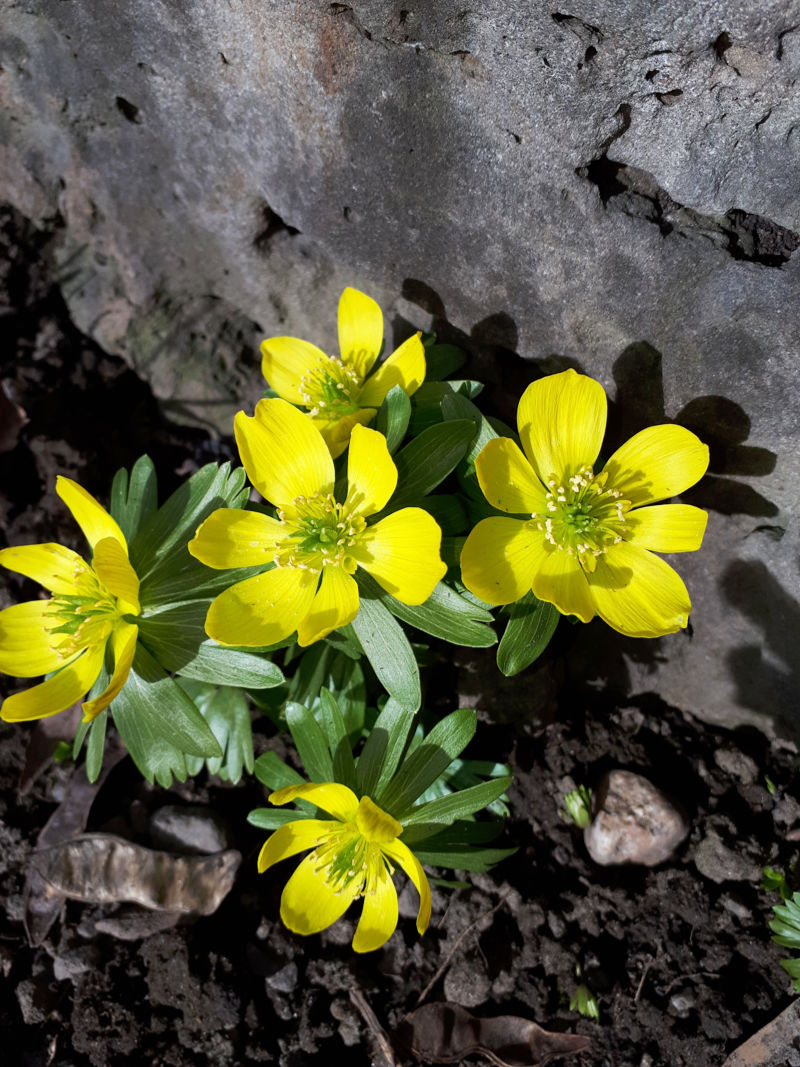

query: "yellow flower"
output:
188 398 446 647
460 369 710 638
258 782 432 953
261 287 426 458
0 477 140 722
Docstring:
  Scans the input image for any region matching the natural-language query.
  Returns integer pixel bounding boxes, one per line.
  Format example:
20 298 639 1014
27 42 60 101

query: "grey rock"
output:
149 804 233 855
723 999 800 1066
669 991 695 1019
1 0 799 733
583 770 689 866
443 952 491 1009
714 748 760 784
693 818 762 883
265 961 298 994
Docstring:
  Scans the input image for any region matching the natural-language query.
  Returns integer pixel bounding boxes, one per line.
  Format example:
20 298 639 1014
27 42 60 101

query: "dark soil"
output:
1 202 799 1066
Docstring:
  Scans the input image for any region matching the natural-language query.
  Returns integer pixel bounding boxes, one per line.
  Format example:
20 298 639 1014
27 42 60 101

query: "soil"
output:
1 202 799 1067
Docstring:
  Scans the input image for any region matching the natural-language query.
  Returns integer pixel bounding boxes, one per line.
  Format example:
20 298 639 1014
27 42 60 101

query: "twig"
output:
634 954 654 1002
350 986 397 1067
414 892 508 1009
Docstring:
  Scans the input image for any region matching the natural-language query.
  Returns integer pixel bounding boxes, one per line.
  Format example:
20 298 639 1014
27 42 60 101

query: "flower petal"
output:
0 542 89 595
460 517 548 605
475 437 548 515
280 852 361 936
260 336 330 405
602 425 710 506
204 567 318 646
352 857 399 953
0 641 106 722
235 399 334 508
0 600 81 678
518 370 607 481
315 408 377 460
270 782 360 821
531 549 595 623
188 508 284 569
587 540 692 638
257 819 333 873
296 566 359 646
382 838 432 935
358 332 426 407
625 504 708 553
81 620 138 722
356 509 446 604
356 796 403 843
56 476 128 553
92 537 140 614
346 424 398 517
338 287 384 380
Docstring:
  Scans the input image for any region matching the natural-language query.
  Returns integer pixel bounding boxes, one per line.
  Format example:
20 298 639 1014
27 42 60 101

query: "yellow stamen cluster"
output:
275 493 366 573
312 826 393 898
299 357 361 417
45 562 120 657
529 465 631 572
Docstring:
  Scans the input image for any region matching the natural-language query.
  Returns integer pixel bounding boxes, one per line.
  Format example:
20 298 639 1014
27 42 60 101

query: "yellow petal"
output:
315 408 377 460
257 819 333 873
280 852 361 936
475 437 548 514
0 641 106 722
270 782 360 822
602 425 710 506
188 508 284 569
518 370 607 481
625 504 708 553
81 620 138 722
0 600 81 678
296 566 359 646
92 537 140 614
355 796 403 843
358 332 426 407
352 857 399 953
235 400 334 508
356 509 446 604
56 476 127 553
382 838 432 935
460 517 548 605
0 542 89 595
346 424 398 517
338 287 384 380
260 336 330 405
204 567 319 647
531 548 595 623
587 540 692 638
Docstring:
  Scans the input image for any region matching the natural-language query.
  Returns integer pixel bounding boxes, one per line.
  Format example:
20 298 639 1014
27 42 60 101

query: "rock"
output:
584 770 689 866
723 999 800 1066
265 961 298 995
693 817 762 884
149 804 233 855
714 748 759 784
443 951 491 1009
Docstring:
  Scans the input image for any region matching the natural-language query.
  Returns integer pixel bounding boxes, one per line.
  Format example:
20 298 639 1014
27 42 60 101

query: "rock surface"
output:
1 1 798 732
584 769 689 866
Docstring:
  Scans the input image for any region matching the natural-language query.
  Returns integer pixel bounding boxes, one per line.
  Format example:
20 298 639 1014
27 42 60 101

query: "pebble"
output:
583 770 689 867
443 952 491 1008
149 804 233 855
693 818 762 884
714 748 758 784
265 961 298 994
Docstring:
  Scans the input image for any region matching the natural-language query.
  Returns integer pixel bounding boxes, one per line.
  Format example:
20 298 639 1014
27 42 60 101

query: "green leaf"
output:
288 643 335 706
110 644 222 787
247 808 312 831
376 385 412 453
110 455 159 546
402 776 513 842
351 596 421 712
378 708 477 816
780 957 800 992
85 711 108 783
286 701 335 782
421 494 468 535
424 344 466 381
254 751 305 791
356 571 495 648
178 684 255 783
385 420 476 511
770 894 800 948
318 689 357 791
497 592 559 676
441 391 500 502
413 842 516 872
356 698 416 799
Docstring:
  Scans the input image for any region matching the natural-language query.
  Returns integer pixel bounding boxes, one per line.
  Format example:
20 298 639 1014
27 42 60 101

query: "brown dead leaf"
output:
19 704 82 794
396 1002 590 1067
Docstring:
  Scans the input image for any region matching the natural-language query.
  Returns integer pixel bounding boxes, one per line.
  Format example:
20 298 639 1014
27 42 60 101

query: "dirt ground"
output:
1 203 798 1066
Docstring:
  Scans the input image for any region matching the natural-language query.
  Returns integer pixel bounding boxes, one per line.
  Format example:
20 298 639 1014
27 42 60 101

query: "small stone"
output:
720 893 753 922
149 804 232 855
669 991 695 1018
714 748 759 784
265 961 298 994
443 952 490 1008
583 770 689 867
694 820 762 884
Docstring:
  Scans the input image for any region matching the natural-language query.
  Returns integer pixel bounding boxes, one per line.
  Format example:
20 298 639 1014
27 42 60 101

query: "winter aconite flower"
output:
261 287 426 457
188 398 446 647
258 782 431 953
461 369 709 637
0 477 140 722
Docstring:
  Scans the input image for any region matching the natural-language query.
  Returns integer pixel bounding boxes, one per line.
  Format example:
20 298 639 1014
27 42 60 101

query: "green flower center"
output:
529 465 631 571
46 566 120 655
276 493 366 573
311 828 394 898
299 357 361 417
